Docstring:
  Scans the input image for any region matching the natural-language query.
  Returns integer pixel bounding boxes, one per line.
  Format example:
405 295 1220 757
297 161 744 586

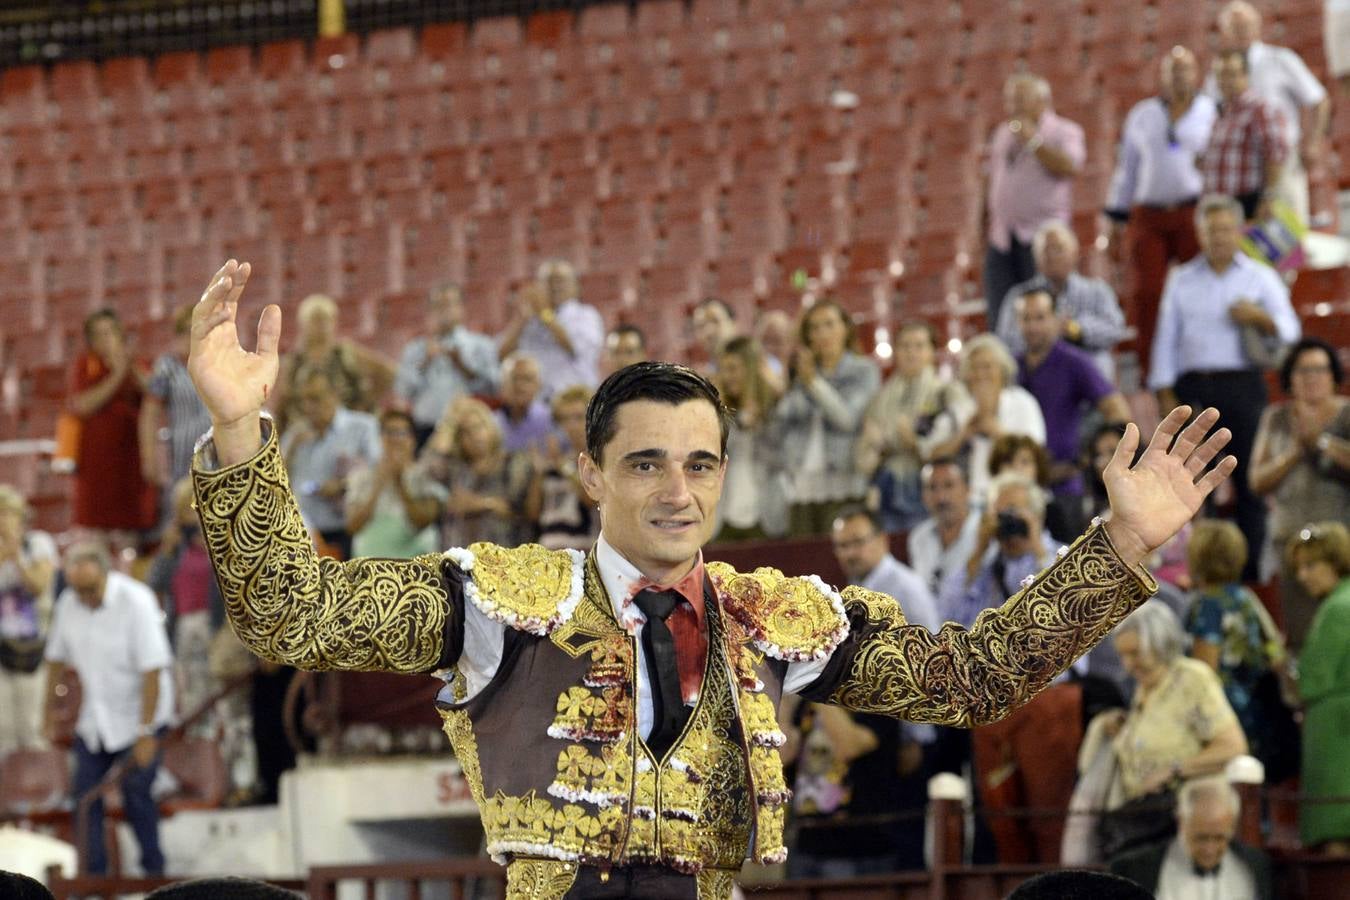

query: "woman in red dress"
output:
68 310 158 533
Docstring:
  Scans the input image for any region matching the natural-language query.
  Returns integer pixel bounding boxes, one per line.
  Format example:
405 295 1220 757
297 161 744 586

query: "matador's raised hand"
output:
1101 406 1236 568
187 260 282 466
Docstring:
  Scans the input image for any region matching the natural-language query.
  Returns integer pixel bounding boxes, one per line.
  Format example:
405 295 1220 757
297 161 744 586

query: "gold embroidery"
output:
192 427 449 673
707 562 848 661
696 869 737 899
468 542 582 635
438 709 486 809
505 859 577 900
830 524 1157 725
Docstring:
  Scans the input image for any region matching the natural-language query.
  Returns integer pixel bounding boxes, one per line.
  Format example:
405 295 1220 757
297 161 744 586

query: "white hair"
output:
987 470 1047 520
1005 73 1051 103
1116 600 1187 666
1177 775 1241 823
65 538 113 572
959 333 1018 385
1032 220 1078 262
1195 193 1244 231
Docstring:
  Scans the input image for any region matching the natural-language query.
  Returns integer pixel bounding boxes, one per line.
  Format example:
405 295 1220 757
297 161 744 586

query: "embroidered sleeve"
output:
192 422 462 674
799 522 1157 727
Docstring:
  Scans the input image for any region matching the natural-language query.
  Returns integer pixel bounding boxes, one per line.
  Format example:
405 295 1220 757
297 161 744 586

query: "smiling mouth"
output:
651 518 697 531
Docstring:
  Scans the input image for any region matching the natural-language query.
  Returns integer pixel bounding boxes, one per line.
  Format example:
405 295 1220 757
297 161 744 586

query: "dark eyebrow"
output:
620 448 722 465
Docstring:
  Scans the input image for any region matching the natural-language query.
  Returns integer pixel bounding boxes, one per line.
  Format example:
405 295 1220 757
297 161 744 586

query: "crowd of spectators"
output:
0 0 1346 889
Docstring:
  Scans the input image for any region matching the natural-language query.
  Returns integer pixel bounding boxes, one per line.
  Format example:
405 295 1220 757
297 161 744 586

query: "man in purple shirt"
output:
494 353 560 454
984 74 1086 329
1015 290 1132 498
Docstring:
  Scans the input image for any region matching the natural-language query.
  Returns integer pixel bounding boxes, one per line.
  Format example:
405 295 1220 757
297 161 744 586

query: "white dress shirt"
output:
1106 94 1218 212
1147 252 1301 390
907 511 984 628
1157 837 1259 900
44 571 174 753
859 554 940 634
507 298 606 399
1244 41 1327 148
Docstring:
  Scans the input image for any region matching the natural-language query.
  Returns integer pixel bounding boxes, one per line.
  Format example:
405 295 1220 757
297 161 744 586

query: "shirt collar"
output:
594 533 707 632
859 553 897 592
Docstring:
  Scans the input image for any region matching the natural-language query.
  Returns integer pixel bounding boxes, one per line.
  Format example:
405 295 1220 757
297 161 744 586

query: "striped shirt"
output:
1202 91 1288 199
148 354 212 484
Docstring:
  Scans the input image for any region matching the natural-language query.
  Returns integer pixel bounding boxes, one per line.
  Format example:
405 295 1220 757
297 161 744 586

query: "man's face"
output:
894 327 934 378
579 399 726 581
831 515 887 584
693 304 733 355
1215 55 1248 102
298 377 338 431
1037 230 1076 282
1182 801 1237 873
503 359 541 409
921 463 970 525
64 557 106 608
87 317 123 363
606 330 646 372
1017 292 1060 354
1161 50 1199 100
1005 79 1044 121
756 312 793 362
1220 4 1260 49
553 399 588 452
542 270 572 306
1199 208 1241 265
428 288 463 334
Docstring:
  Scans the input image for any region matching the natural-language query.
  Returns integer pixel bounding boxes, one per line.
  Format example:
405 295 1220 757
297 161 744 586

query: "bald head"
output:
1219 1 1261 50
1160 46 1199 102
1005 73 1050 121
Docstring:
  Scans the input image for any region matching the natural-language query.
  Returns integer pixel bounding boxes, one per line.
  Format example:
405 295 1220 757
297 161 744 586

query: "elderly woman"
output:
419 397 534 549
273 293 395 433
1250 338 1350 649
714 336 785 541
1291 522 1350 854
928 333 1046 505
775 300 880 536
1184 520 1292 780
0 486 58 752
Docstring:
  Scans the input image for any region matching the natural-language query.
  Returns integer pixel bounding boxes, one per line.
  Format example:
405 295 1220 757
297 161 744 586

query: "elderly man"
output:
1150 194 1300 580
1110 776 1274 899
1105 47 1217 377
983 73 1085 329
604 324 648 375
498 260 605 399
998 221 1127 380
394 283 500 449
1203 51 1288 221
494 353 558 454
43 541 174 876
281 366 382 559
1216 0 1330 226
186 257 1235 900
1015 289 1132 499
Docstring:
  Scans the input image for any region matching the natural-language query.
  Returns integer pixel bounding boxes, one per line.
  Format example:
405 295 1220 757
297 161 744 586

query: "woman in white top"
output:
0 486 58 752
927 333 1046 506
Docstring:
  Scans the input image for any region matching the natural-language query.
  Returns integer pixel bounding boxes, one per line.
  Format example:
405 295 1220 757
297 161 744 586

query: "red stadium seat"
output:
420 21 470 60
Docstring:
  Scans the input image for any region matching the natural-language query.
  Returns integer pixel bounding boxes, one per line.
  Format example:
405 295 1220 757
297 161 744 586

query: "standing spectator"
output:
345 410 446 559
999 222 1128 380
525 386 598 551
908 458 983 625
754 309 794 383
1291 522 1350 854
1217 0 1330 225
497 260 604 400
1330 0 1350 90
280 367 382 560
775 301 880 536
856 322 968 531
1149 194 1301 580
691 298 740 374
983 73 1085 327
1015 289 1131 500
831 506 939 632
1105 47 1217 377
713 337 785 541
1202 51 1289 221
1110 776 1274 899
69 309 158 535
393 283 500 450
138 303 212 496
147 480 222 725
273 293 395 434
1250 338 1350 649
604 324 647 375
420 397 534 549
0 487 57 752
1184 520 1292 780
495 354 558 454
43 540 174 876
927 334 1047 505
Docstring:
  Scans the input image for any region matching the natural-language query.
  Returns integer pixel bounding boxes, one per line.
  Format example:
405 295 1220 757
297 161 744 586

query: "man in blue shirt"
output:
1148 193 1300 578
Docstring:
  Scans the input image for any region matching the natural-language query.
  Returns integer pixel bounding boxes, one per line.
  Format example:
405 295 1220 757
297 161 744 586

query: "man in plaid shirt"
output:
1203 49 1288 220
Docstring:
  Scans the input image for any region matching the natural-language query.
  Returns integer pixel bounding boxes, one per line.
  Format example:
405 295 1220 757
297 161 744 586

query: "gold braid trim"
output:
707 563 849 662
191 425 449 673
504 859 579 900
830 523 1157 726
696 869 737 899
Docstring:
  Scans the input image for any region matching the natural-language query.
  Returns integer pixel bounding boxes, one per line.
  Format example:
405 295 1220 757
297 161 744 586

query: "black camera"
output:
995 509 1030 540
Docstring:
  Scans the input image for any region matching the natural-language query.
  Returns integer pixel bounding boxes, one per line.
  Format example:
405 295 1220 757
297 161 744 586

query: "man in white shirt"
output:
907 458 983 626
830 506 939 633
497 260 605 400
1110 776 1273 899
43 540 174 876
1216 0 1330 224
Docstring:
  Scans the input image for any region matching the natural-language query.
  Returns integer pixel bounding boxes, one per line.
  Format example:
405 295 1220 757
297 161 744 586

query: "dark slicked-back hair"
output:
0 871 56 900
145 877 302 899
586 361 732 465
1007 870 1152 899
